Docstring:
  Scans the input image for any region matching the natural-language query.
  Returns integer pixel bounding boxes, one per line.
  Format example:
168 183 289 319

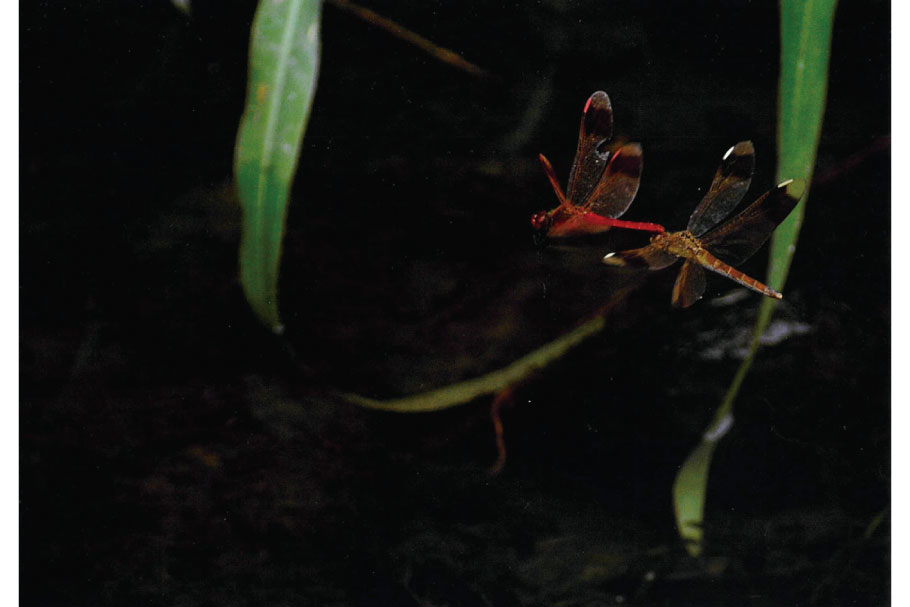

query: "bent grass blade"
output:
673 0 837 557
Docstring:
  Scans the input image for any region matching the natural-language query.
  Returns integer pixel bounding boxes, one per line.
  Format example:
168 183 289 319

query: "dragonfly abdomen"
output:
695 249 782 299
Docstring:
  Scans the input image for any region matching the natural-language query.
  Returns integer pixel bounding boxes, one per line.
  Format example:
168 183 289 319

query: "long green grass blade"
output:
235 0 321 330
763 0 838 330
340 313 609 413
673 0 837 557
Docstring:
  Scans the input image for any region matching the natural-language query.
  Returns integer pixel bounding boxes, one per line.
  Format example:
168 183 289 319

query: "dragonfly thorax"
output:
650 230 702 258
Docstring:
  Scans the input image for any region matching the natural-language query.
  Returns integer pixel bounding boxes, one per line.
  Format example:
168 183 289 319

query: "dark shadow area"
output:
21 1 888 605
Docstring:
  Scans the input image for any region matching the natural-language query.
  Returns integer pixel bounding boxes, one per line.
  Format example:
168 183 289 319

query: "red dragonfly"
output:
531 91 665 238
602 141 806 307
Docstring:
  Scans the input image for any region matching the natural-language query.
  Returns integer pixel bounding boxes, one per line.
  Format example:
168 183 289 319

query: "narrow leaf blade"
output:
760 0 838 329
672 441 716 557
235 0 322 330
672 0 837 557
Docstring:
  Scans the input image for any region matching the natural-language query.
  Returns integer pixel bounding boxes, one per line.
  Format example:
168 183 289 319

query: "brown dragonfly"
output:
531 91 665 239
602 141 806 307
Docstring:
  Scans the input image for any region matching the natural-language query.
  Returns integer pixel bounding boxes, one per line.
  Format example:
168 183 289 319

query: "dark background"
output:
21 1 889 605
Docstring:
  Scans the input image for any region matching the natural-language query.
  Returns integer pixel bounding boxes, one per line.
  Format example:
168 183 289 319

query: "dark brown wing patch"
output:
566 91 614 204
582 143 643 218
701 179 805 267
671 260 707 308
687 141 755 236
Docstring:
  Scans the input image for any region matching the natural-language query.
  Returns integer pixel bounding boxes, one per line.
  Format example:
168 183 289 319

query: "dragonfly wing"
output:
566 91 614 204
701 179 806 267
581 143 643 217
602 245 678 271
687 141 755 236
538 153 574 209
671 260 707 308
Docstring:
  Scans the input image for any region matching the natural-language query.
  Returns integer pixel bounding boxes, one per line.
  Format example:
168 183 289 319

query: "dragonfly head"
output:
530 210 552 232
531 211 553 248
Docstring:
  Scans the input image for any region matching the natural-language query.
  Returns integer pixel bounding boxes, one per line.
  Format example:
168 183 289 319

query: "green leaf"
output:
760 0 838 332
672 439 716 557
235 0 322 331
170 0 191 16
672 0 837 557
341 312 610 413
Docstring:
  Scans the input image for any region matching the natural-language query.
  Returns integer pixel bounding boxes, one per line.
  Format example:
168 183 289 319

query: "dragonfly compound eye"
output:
530 211 551 231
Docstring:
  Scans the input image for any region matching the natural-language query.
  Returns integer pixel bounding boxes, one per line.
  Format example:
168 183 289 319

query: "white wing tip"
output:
722 145 735 160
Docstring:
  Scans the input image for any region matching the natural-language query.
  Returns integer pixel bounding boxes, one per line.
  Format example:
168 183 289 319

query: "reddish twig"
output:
813 135 890 187
326 0 489 78
487 385 517 476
